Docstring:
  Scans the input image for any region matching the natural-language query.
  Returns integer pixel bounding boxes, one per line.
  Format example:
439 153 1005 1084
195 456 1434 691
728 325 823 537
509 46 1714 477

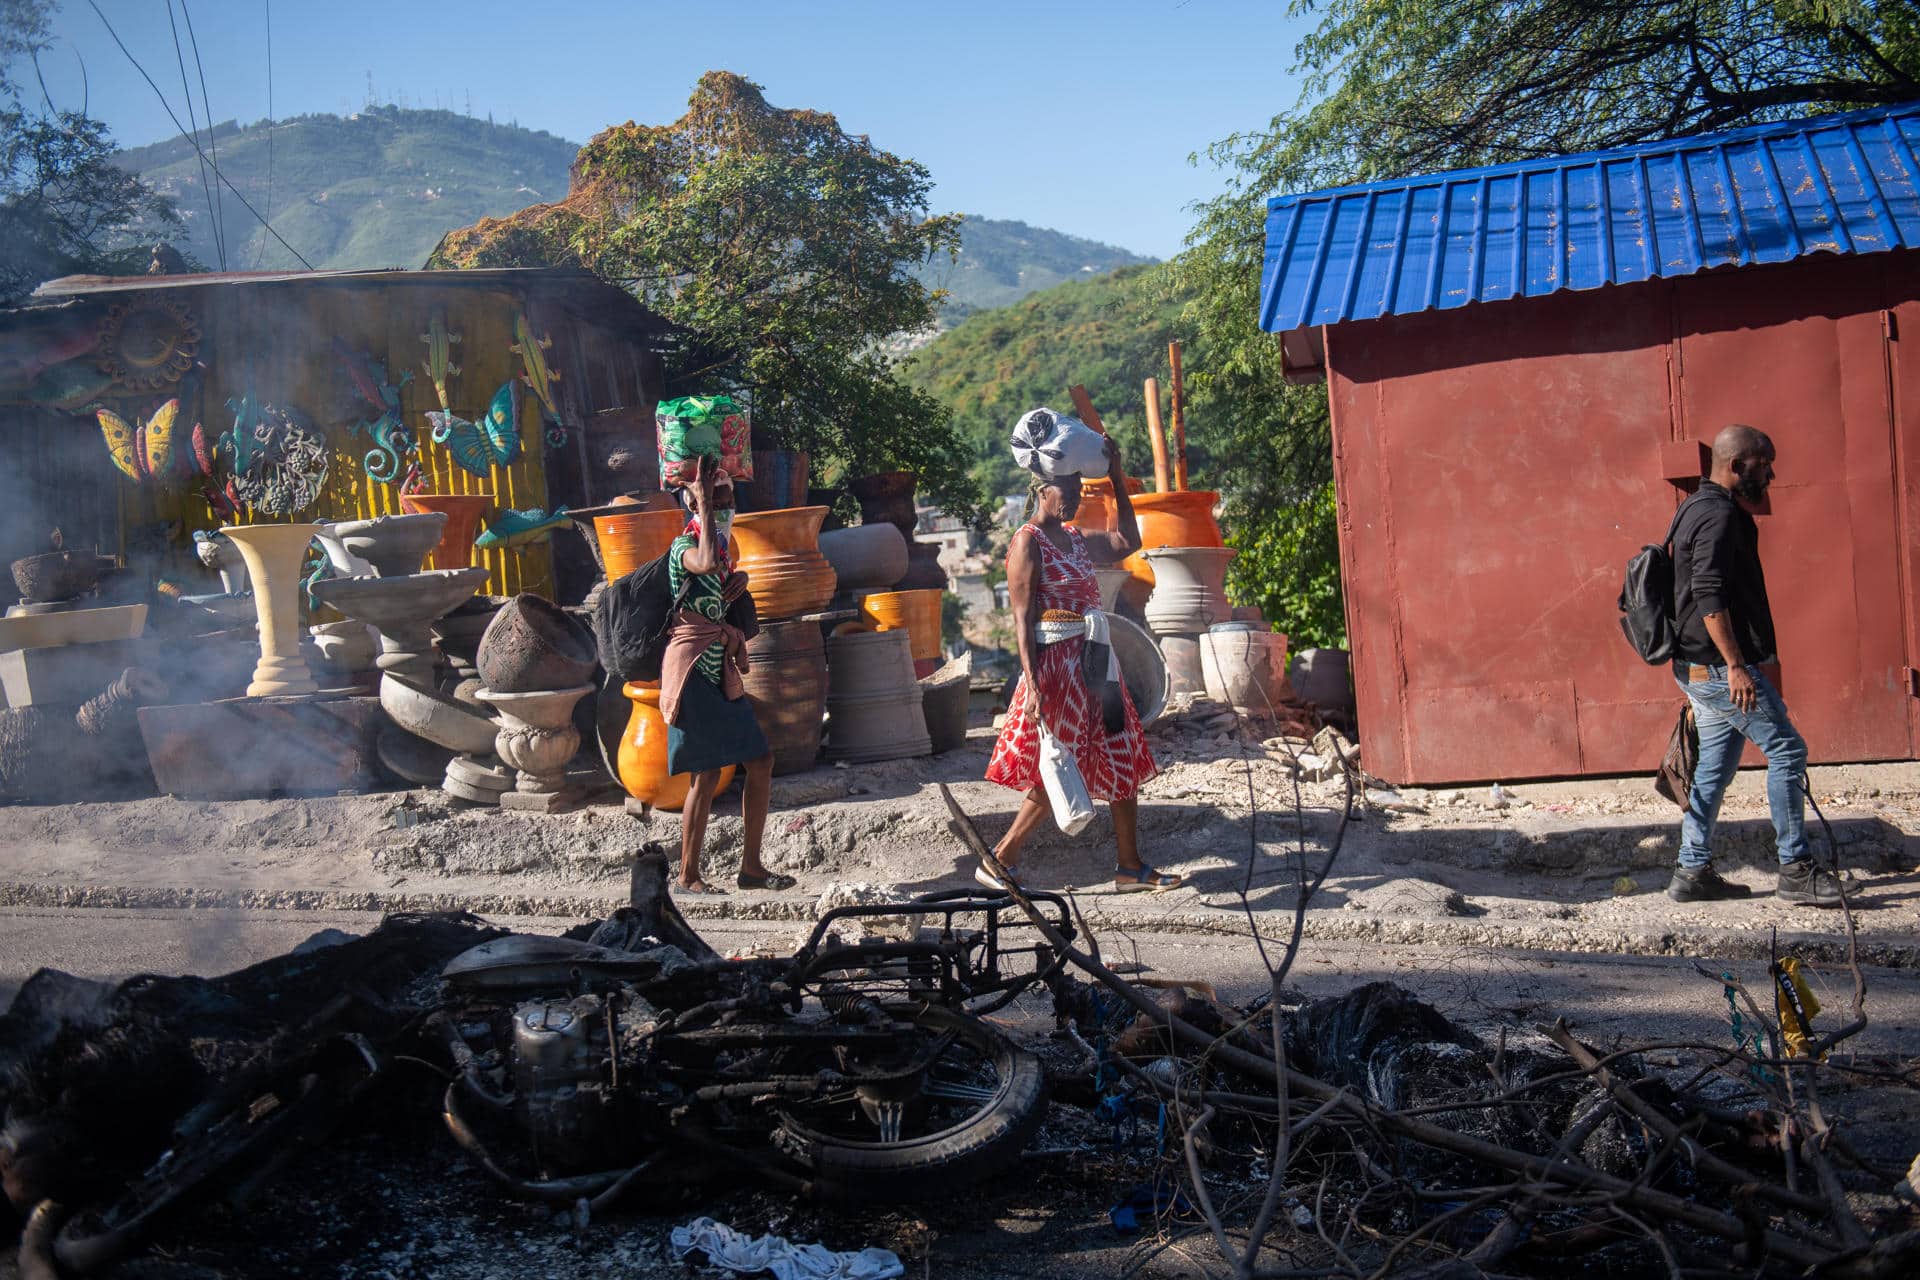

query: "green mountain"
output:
902 264 1208 501
114 106 577 271
115 108 1154 309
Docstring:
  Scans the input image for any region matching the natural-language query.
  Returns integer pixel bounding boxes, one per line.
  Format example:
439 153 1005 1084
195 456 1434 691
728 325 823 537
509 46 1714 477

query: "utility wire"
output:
84 0 315 270
180 0 230 268
164 0 224 268
257 0 274 268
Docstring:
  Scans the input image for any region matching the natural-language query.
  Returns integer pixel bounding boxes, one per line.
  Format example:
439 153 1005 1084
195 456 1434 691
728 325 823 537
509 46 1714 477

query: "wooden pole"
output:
1067 384 1107 435
1143 376 1170 494
1168 341 1188 491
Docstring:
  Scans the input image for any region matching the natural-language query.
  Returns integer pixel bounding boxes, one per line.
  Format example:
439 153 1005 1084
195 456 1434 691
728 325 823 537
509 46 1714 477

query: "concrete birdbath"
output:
219 523 321 697
333 512 449 578
311 522 377 578
475 684 593 812
310 568 489 688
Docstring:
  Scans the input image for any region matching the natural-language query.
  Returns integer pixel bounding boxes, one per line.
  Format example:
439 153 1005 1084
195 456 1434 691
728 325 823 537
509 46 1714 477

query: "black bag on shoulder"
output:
591 554 758 685
1617 500 1695 664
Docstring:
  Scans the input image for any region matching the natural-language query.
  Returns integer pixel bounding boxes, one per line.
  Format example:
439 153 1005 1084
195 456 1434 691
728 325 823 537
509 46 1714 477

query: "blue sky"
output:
24 0 1314 259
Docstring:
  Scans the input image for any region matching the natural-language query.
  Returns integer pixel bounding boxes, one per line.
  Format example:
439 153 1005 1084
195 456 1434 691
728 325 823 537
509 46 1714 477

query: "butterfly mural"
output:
427 381 522 478
98 399 184 485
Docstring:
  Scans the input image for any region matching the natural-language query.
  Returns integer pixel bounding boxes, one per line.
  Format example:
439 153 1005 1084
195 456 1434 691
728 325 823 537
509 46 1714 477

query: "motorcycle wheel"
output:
770 1003 1045 1201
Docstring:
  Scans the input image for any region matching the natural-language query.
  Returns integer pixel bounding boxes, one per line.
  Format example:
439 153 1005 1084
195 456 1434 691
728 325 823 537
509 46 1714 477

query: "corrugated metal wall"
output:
1324 251 1919 785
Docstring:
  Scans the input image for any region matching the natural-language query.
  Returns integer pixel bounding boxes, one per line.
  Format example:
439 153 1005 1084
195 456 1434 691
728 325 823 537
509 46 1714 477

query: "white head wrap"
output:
1010 407 1107 480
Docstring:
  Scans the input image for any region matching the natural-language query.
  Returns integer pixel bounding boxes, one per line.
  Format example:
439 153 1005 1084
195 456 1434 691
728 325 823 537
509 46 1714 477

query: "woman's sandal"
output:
674 879 729 896
1114 863 1183 893
736 870 797 891
975 862 1021 893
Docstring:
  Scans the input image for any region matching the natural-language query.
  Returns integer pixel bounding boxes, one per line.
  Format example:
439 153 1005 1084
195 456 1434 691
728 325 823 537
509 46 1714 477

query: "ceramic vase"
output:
476 594 597 694
220 523 321 697
730 506 835 620
593 508 683 582
824 628 931 763
859 588 943 666
333 512 449 578
895 541 949 592
617 682 736 811
401 493 490 570
848 471 918 540
1142 546 1237 635
477 685 593 808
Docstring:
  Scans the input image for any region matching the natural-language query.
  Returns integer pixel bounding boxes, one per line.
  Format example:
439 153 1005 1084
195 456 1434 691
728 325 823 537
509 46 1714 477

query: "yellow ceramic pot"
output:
617 682 735 812
859 588 943 663
595 509 683 582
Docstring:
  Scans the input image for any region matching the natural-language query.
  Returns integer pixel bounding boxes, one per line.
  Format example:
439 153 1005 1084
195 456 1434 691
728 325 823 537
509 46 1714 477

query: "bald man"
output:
1666 425 1839 906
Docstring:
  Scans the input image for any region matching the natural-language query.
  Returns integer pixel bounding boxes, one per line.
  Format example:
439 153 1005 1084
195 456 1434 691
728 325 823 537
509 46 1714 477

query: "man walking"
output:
1667 425 1841 906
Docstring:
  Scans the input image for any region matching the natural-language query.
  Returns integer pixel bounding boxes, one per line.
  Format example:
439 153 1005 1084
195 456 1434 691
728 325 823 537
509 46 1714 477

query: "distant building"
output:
916 505 973 577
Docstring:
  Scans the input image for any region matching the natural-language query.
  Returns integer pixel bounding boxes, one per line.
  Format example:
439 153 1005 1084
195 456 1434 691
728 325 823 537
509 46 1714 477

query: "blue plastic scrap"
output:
1260 102 1920 335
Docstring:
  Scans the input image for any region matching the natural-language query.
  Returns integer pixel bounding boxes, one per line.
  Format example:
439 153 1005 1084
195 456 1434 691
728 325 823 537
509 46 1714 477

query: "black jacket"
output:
1671 481 1777 666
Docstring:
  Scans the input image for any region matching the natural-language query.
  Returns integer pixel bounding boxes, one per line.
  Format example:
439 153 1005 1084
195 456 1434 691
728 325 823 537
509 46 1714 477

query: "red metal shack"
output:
1259 105 1920 785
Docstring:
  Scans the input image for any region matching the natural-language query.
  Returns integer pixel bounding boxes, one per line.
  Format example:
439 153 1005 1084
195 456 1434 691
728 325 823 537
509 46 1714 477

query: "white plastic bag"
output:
1010 407 1108 480
1038 720 1095 835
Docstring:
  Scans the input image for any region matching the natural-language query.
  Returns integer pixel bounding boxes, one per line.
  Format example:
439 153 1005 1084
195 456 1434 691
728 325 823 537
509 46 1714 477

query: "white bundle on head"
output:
1010 407 1106 480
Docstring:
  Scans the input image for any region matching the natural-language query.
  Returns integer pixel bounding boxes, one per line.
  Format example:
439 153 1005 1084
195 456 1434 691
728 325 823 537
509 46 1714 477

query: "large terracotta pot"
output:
1121 490 1223 597
848 471 917 540
401 493 490 570
859 588 943 664
219 523 321 697
738 449 810 513
744 618 828 775
618 682 734 810
1200 624 1291 717
1072 475 1145 536
1142 546 1238 635
594 508 683 582
730 506 835 620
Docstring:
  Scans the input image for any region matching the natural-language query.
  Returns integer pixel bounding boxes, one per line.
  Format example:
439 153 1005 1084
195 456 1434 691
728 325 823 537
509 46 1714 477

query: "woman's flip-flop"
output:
674 879 728 896
736 870 797 891
975 863 1021 893
1114 863 1183 893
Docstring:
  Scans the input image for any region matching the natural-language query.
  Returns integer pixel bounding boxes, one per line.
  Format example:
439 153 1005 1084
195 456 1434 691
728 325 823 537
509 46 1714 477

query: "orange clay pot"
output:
859 588 943 663
1072 475 1145 535
400 493 490 570
617 681 735 812
1121 489 1224 599
729 505 836 620
595 509 683 582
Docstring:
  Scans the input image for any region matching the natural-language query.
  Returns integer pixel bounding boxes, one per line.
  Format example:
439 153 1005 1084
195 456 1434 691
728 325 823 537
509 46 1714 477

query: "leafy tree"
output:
1165 0 1920 649
0 0 188 302
429 72 984 522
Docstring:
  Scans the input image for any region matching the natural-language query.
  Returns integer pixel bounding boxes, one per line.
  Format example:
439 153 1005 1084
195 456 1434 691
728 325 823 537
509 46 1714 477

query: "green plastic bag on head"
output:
658 394 752 489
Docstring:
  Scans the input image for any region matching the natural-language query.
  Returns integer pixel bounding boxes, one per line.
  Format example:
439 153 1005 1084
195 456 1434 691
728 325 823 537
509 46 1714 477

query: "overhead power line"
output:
83 0 315 271
258 0 274 268
180 0 230 267
164 0 224 268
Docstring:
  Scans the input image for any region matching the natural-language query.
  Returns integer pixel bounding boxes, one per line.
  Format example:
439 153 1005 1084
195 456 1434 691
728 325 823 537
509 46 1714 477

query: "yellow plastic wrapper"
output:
1772 956 1823 1058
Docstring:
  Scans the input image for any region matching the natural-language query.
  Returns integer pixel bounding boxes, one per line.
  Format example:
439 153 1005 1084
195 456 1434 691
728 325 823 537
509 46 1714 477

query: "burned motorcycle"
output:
430 856 1079 1205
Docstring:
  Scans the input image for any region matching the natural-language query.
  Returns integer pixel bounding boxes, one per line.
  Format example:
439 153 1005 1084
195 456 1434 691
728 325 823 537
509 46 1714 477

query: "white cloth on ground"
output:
669 1216 905 1280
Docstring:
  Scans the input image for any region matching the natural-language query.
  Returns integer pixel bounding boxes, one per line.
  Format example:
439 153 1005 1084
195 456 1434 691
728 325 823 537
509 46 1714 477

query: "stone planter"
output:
1200 624 1291 717
477 684 594 811
1141 546 1237 636
334 513 449 578
743 618 828 775
1121 490 1223 601
400 493 490 570
824 628 930 763
220 523 321 697
310 568 490 689
731 506 836 620
477 594 597 694
849 471 917 540
739 449 809 513
818 523 907 592
11 550 102 603
617 682 735 811
309 621 377 676
594 508 683 583
311 523 377 578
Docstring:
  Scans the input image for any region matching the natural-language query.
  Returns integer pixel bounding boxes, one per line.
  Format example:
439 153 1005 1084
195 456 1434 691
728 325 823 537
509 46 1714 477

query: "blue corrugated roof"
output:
1259 102 1920 335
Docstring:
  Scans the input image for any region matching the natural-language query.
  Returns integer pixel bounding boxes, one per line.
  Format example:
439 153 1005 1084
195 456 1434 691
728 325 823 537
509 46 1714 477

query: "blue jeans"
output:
1672 662 1808 869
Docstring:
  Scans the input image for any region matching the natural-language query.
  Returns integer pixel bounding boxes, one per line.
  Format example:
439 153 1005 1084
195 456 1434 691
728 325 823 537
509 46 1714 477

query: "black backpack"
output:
591 552 757 685
1617 497 1697 664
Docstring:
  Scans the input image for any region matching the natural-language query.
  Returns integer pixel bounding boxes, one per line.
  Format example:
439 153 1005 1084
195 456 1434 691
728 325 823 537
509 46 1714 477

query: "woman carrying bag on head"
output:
982 408 1179 893
661 454 795 896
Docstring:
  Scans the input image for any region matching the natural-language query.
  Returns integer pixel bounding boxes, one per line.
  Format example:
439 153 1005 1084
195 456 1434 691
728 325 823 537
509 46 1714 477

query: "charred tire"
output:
771 1004 1045 1201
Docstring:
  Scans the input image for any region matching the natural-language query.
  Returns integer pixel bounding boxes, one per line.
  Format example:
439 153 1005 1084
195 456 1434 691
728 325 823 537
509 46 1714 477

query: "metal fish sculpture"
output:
474 506 570 551
420 309 461 412
97 399 182 484
427 382 521 478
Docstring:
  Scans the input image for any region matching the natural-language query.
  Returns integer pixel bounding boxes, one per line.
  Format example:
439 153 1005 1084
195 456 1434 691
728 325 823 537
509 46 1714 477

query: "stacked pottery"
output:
850 471 946 592
859 588 943 679
1121 490 1223 612
1199 623 1291 718
730 506 836 620
743 617 830 775
473 594 598 812
824 628 930 763
1141 546 1237 700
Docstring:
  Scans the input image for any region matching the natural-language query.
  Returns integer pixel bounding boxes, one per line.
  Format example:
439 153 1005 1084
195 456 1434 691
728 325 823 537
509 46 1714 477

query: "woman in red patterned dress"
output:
983 433 1179 892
